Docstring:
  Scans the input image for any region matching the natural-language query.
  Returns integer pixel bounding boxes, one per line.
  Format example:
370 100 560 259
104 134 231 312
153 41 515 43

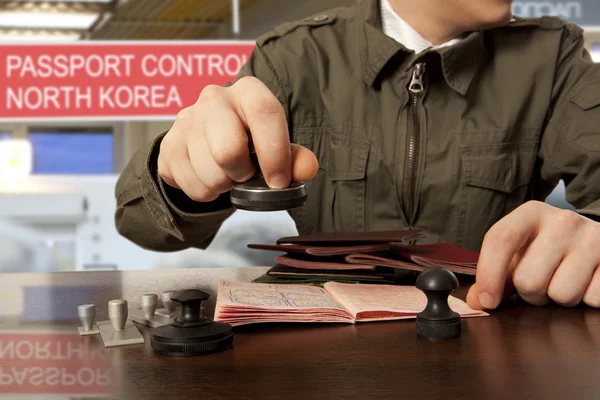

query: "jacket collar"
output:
357 0 486 96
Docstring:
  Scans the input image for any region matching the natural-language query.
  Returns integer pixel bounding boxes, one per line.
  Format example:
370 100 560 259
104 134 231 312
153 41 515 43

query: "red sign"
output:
0 41 256 121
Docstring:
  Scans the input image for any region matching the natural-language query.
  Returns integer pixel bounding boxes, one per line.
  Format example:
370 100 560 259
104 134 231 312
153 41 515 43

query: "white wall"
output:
120 120 174 167
585 30 600 61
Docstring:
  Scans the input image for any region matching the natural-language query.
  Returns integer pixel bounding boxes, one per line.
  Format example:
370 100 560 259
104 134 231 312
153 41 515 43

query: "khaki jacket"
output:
115 0 600 252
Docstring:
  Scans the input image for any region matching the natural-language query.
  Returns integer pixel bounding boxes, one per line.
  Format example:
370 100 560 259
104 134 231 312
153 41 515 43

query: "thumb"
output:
468 252 521 310
471 203 542 309
290 144 318 182
467 278 518 310
466 283 484 310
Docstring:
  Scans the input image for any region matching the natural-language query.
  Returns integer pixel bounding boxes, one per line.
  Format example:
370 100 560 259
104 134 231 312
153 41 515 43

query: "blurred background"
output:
0 0 597 274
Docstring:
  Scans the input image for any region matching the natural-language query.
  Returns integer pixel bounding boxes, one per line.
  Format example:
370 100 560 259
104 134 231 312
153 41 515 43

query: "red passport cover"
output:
253 231 480 276
248 243 391 256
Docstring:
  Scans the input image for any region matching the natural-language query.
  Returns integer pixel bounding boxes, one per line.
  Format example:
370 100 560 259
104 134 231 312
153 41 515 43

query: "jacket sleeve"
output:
539 23 600 221
114 44 290 251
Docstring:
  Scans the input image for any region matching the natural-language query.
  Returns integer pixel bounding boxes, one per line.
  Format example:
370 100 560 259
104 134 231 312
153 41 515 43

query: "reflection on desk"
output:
0 326 117 398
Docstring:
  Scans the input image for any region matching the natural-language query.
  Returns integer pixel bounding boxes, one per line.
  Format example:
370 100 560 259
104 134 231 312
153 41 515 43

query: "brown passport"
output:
276 230 426 245
266 264 396 283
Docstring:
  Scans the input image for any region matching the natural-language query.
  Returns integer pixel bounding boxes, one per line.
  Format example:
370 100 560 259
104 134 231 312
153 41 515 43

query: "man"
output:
115 0 600 310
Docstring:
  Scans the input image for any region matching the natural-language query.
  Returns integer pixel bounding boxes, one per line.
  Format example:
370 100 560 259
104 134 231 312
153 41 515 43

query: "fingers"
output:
230 77 291 189
469 202 600 311
472 201 544 309
510 224 572 306
291 143 319 182
466 288 480 310
168 154 219 203
582 224 600 308
201 82 317 186
544 213 598 307
467 252 520 310
159 109 219 202
157 152 179 189
547 252 598 307
582 266 600 308
187 133 234 194
201 89 256 183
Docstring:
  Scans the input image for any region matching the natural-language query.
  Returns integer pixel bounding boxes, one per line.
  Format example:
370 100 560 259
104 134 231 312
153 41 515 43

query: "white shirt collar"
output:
380 0 463 54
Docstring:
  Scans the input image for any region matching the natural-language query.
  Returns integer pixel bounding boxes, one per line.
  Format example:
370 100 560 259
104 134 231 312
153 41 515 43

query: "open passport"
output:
214 281 488 326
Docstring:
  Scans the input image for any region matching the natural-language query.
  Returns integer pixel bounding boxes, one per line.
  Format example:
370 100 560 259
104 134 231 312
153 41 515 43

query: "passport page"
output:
214 280 354 326
323 282 488 322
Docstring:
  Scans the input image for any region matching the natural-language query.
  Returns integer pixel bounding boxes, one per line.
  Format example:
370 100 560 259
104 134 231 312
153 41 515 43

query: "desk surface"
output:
1 280 599 399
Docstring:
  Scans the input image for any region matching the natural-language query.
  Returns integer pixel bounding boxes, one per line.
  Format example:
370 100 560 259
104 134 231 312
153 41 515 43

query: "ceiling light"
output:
12 0 113 2
0 12 99 30
0 32 81 42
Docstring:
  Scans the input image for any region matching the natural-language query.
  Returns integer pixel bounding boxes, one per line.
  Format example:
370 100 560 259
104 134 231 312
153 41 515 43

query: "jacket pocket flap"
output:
571 82 600 111
460 141 539 193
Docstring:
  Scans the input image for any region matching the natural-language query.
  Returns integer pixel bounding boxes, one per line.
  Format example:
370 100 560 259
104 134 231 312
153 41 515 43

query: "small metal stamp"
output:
98 299 144 348
98 320 144 348
108 299 128 331
129 293 173 328
156 290 180 318
141 293 158 319
161 291 177 312
77 304 99 336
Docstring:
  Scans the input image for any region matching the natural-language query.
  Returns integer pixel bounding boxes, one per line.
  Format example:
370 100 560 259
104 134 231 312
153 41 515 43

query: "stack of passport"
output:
249 230 479 285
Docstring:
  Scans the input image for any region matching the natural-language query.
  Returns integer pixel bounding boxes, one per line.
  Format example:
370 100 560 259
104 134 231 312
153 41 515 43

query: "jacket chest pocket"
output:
458 140 539 250
290 128 370 234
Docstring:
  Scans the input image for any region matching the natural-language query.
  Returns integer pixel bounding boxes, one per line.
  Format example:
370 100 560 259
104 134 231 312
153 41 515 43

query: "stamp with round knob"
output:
415 268 462 340
151 289 234 357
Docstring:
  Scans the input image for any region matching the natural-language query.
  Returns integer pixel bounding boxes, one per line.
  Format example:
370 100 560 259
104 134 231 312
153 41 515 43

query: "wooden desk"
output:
1 274 599 399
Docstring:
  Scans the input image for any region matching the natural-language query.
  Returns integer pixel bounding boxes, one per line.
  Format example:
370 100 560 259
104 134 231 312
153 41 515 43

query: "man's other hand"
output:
467 201 600 310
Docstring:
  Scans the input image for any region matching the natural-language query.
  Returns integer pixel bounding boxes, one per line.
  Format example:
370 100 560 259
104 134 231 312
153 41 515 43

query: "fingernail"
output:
269 172 289 189
478 292 496 309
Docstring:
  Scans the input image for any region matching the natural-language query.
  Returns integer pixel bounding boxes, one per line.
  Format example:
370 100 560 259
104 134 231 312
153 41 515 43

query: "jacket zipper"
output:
403 62 426 222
